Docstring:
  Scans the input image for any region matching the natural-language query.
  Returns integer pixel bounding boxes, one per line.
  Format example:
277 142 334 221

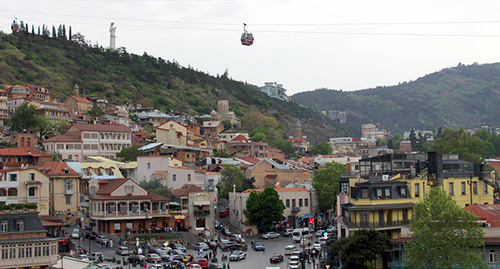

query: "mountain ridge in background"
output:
292 63 500 133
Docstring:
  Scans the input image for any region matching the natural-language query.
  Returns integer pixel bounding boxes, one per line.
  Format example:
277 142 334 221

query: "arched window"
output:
7 188 17 197
0 188 6 196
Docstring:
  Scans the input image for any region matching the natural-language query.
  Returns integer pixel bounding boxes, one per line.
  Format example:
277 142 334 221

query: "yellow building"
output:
155 120 188 146
337 153 495 269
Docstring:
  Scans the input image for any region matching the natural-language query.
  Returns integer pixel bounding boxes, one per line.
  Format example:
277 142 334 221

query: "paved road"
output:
66 227 325 269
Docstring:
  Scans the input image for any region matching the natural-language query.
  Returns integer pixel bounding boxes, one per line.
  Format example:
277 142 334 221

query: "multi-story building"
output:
64 84 93 113
0 89 8 126
188 191 216 235
0 168 50 215
36 162 83 214
0 211 58 269
0 148 51 169
229 185 312 233
30 100 72 121
225 135 270 158
258 82 289 101
137 155 182 183
361 123 388 139
42 123 132 161
210 91 241 127
201 121 224 139
135 110 184 127
9 133 38 148
155 120 188 146
89 178 170 234
246 158 312 188
217 130 249 142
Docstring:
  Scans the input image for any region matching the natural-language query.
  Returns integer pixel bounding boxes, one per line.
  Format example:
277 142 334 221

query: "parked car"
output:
187 265 202 269
270 253 284 263
219 209 229 218
186 258 209 268
192 242 210 251
317 236 329 245
90 252 104 262
262 232 280 239
96 235 108 244
146 253 162 263
77 254 89 261
221 242 241 251
148 265 164 269
149 248 169 261
164 260 185 268
128 254 146 264
284 245 298 255
253 241 265 251
84 231 97 240
229 250 246 261
206 264 224 269
169 243 187 252
71 229 80 239
315 229 325 237
284 229 294 237
116 246 130 256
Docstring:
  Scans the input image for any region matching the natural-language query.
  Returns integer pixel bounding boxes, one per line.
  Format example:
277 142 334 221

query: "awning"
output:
169 202 181 206
194 201 211 206
302 214 313 218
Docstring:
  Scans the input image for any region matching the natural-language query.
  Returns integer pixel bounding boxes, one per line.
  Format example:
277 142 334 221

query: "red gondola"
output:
11 18 19 32
241 23 254 46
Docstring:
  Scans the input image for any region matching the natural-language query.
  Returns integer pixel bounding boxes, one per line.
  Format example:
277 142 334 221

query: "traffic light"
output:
309 217 314 224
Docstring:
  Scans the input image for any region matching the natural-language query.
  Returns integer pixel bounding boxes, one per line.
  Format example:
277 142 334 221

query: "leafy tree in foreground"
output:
216 165 255 199
405 187 486 269
432 127 484 164
310 142 333 155
87 105 106 118
312 161 347 213
246 186 285 232
116 145 144 161
9 102 42 133
211 148 230 158
328 229 391 269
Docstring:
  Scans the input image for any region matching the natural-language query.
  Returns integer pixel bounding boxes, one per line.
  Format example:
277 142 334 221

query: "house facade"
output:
0 148 51 169
155 120 188 146
246 158 312 188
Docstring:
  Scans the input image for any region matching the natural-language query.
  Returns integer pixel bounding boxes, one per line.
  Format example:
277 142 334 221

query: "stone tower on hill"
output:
293 118 302 138
217 91 229 113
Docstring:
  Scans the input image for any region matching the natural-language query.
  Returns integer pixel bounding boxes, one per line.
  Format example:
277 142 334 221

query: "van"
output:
292 228 312 242
284 245 298 255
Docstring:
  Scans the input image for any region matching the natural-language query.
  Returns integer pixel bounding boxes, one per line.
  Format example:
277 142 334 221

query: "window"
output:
173 175 176 181
91 144 98 150
385 188 391 199
299 199 303 207
147 163 151 169
292 199 296 208
402 208 408 220
490 250 497 263
461 182 466 195
188 174 191 181
28 187 36 197
304 198 309 207
74 144 81 149
196 217 206 228
29 173 35 181
16 219 24 231
473 182 478 194
360 211 369 223
57 144 64 150
91 133 98 139
414 183 420 197
66 144 73 149
340 182 349 194
0 220 7 232
362 189 369 198
449 182 454 195
125 186 134 194
83 144 91 150
0 189 5 196
401 187 407 198
9 174 17 181
8 188 17 197
66 196 71 205
376 188 383 199
65 180 74 191
286 199 290 208
484 182 488 194
83 133 90 139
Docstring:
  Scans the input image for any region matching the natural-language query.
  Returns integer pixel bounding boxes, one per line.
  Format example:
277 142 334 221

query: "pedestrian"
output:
118 237 121 246
227 262 230 269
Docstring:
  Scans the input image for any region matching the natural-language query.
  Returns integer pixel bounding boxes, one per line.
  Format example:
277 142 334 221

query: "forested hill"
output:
0 31 356 144
292 63 500 133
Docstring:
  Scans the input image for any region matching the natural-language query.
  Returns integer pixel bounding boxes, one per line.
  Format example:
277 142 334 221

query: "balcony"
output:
194 209 210 216
65 188 74 195
343 218 410 229
90 209 169 219
291 207 301 213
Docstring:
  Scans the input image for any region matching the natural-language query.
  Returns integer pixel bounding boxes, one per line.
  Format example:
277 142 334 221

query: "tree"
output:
328 230 391 269
87 105 105 118
312 162 347 213
211 148 230 158
221 120 232 130
216 165 254 199
405 187 486 269
432 127 485 164
409 128 417 148
9 102 42 133
271 138 298 159
116 145 144 161
310 142 333 155
251 132 266 142
35 117 57 139
246 186 285 232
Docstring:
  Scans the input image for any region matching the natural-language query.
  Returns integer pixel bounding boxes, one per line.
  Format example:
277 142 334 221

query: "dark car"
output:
84 231 97 240
253 242 265 251
164 260 185 269
269 253 284 263
221 242 241 252
127 254 145 264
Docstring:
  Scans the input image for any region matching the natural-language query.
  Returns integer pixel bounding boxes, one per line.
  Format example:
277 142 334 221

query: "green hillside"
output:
0 31 354 144
292 63 500 133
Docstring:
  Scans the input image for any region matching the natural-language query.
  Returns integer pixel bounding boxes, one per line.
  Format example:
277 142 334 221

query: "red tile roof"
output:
69 95 92 103
229 135 251 143
464 204 500 227
152 170 167 175
237 157 261 165
172 184 204 198
0 148 51 157
35 162 80 177
96 178 130 195
42 135 81 143
70 123 132 133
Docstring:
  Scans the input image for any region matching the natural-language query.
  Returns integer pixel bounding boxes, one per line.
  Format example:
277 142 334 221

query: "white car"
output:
229 250 246 261
315 230 325 237
71 229 80 239
313 243 322 252
262 232 280 239
187 265 202 269
77 254 90 261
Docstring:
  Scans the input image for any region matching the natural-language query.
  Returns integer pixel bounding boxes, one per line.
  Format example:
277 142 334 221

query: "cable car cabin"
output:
11 20 19 32
241 32 254 46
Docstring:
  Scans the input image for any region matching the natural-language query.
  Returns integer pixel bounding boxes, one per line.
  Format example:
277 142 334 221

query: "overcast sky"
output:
1 0 500 95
